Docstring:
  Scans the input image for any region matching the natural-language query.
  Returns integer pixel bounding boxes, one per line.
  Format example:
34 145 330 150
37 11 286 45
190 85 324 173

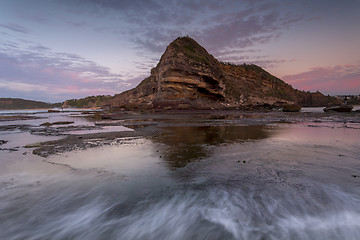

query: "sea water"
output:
0 110 360 240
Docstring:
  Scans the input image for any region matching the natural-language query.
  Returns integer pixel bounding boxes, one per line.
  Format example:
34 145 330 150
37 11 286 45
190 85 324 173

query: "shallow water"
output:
1 111 360 239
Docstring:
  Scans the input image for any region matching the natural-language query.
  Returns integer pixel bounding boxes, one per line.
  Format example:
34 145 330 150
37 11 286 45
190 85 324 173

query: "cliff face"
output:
220 63 340 107
108 37 340 110
151 37 226 109
109 37 228 110
221 63 296 107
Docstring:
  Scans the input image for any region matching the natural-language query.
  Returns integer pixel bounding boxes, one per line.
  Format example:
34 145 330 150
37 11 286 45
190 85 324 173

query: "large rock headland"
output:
105 37 341 111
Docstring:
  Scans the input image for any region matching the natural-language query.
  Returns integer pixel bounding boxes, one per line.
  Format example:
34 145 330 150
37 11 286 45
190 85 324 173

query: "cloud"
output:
283 63 360 95
0 79 48 92
0 40 135 101
109 0 304 63
61 0 162 19
66 21 89 28
0 78 117 102
18 9 50 24
64 0 303 51
45 0 305 68
198 9 302 52
0 23 29 34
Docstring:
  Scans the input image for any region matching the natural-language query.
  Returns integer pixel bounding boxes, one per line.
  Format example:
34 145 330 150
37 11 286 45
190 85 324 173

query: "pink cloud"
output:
0 42 130 101
282 63 360 95
40 67 91 83
65 85 80 92
53 86 115 96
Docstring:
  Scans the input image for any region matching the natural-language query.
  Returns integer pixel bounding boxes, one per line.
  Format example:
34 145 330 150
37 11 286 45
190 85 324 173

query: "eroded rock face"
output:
107 36 340 111
152 37 225 107
109 37 229 110
149 37 230 110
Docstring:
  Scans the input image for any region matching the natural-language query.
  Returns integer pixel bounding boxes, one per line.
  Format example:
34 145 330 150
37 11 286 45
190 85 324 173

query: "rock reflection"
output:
152 125 272 168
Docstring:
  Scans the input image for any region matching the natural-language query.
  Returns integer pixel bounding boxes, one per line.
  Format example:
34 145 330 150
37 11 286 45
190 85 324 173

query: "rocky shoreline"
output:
2 109 354 158
30 128 156 158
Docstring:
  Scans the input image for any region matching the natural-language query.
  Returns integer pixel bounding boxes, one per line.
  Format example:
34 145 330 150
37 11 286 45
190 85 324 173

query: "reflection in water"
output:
1 110 360 240
153 125 273 168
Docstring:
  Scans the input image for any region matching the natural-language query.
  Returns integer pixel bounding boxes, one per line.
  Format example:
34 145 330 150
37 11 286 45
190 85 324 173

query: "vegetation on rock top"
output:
63 95 111 108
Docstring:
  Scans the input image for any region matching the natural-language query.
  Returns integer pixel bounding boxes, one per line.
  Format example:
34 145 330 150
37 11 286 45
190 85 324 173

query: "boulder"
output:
282 104 301 112
323 105 353 112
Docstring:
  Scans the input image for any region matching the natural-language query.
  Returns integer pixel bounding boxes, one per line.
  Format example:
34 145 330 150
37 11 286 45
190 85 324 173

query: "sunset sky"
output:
1 0 359 102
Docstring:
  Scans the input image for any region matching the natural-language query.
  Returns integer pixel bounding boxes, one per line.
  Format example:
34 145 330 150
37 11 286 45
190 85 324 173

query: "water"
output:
1 110 360 239
0 108 101 115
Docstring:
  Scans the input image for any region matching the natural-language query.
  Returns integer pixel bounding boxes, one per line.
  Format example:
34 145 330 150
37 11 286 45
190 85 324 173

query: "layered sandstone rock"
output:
107 37 340 111
108 37 228 110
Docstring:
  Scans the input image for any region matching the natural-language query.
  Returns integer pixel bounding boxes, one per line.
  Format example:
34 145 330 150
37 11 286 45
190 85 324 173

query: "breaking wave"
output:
1 179 360 240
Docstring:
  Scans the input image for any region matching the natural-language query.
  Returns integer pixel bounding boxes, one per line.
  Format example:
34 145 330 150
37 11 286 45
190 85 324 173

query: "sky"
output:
0 0 359 102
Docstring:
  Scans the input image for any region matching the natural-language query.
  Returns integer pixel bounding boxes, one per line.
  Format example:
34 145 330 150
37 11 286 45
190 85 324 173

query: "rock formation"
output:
107 36 340 111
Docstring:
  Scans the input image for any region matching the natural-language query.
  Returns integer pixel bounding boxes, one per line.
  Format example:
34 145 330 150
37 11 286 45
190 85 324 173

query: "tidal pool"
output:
0 110 360 240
